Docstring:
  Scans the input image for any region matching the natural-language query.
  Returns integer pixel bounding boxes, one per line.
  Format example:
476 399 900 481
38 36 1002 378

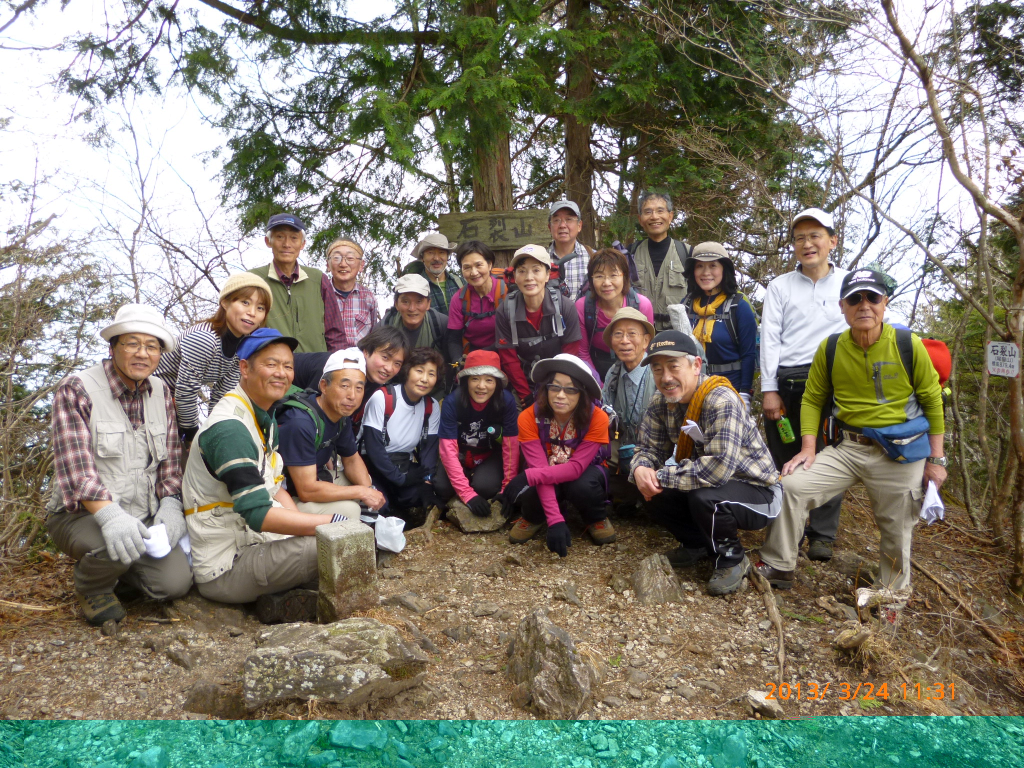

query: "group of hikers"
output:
47 197 950 627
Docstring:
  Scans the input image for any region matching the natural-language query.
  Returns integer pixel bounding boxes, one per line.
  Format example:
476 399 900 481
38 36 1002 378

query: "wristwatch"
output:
926 456 948 467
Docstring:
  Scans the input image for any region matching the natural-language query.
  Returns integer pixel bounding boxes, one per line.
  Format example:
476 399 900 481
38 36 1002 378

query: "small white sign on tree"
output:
987 341 1021 378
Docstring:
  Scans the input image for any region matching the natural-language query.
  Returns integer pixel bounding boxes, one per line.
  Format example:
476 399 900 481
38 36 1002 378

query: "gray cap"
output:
549 200 581 219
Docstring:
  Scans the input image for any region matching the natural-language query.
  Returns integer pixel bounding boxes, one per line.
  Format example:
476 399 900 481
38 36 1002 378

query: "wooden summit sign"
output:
438 209 549 251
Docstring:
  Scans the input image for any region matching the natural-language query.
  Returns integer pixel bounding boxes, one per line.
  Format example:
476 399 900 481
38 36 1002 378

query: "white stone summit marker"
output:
315 520 378 622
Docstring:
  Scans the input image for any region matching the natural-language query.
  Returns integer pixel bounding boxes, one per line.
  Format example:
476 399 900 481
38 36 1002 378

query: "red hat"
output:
459 349 506 383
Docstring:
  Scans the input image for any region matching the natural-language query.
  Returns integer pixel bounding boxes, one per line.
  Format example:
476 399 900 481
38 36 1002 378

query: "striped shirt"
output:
51 359 183 512
321 274 379 351
630 381 779 492
155 322 240 438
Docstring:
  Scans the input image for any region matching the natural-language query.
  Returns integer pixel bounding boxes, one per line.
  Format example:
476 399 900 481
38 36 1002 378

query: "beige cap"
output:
688 241 731 264
394 273 431 297
510 244 552 270
219 272 273 311
413 233 456 258
602 306 656 348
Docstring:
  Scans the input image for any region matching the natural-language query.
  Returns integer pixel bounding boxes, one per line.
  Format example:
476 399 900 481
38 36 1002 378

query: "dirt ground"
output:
1 487 1023 722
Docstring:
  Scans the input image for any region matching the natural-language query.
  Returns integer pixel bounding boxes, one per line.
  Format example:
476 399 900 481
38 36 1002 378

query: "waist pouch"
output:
860 416 931 463
390 452 413 475
777 365 811 396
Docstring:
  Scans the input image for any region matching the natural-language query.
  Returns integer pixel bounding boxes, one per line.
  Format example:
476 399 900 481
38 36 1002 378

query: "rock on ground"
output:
744 688 784 719
182 679 247 719
630 554 683 605
242 617 429 708
447 499 506 532
506 608 602 719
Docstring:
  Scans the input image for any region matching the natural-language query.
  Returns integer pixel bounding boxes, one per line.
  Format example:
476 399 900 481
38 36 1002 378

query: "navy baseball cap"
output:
640 330 703 366
266 213 306 233
237 328 299 360
840 268 890 299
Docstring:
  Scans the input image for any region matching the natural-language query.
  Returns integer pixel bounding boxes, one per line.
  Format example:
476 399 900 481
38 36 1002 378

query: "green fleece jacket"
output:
249 263 327 353
801 324 944 436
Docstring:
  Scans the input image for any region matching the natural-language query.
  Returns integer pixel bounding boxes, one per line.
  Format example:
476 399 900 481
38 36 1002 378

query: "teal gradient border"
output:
5 717 1024 767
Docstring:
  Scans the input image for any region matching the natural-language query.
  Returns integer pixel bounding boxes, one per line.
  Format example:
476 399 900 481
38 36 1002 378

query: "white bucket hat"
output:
530 353 601 400
100 304 176 353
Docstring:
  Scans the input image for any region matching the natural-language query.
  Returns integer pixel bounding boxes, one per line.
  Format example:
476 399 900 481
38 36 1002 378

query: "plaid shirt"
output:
630 381 778 492
322 274 380 351
549 240 590 300
51 359 183 512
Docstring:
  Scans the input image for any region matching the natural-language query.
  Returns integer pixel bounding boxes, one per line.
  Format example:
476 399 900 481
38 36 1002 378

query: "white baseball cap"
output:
792 207 834 233
322 347 366 378
394 273 431 297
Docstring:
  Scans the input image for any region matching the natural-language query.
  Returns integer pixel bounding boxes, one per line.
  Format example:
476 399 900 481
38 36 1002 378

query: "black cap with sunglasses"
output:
840 268 891 302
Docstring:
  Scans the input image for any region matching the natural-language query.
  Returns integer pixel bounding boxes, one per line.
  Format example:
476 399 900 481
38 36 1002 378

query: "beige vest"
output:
70 364 169 520
183 385 289 583
634 238 689 329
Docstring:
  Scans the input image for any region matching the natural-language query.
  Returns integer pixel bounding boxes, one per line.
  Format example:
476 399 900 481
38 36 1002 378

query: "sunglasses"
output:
844 291 885 306
546 383 582 396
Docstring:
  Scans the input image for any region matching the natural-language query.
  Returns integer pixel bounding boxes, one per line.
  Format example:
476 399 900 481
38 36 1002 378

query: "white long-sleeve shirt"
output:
760 264 850 392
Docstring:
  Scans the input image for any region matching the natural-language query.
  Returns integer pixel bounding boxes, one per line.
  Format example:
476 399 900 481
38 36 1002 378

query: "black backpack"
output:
584 288 641 344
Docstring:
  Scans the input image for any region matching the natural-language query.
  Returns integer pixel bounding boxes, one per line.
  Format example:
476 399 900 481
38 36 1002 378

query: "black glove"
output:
521 392 536 409
546 521 572 557
402 465 428 487
466 495 492 517
420 486 441 511
500 473 529 516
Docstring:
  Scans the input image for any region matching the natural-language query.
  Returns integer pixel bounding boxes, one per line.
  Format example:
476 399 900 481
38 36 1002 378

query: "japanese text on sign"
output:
987 341 1020 378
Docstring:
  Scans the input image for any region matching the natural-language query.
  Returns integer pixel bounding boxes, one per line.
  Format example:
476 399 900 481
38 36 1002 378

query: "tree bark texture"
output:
564 0 596 246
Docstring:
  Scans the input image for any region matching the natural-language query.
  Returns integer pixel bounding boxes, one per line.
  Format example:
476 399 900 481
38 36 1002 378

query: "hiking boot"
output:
666 546 710 568
707 555 750 596
585 519 617 545
77 591 126 626
807 539 834 562
509 518 543 544
754 561 794 590
255 588 318 624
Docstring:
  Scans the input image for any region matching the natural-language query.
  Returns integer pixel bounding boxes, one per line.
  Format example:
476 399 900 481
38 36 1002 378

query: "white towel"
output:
919 480 944 524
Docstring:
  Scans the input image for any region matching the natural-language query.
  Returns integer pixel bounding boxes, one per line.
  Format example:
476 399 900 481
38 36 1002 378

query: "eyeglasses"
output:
640 207 670 216
550 217 579 226
119 340 162 355
793 233 827 245
329 253 362 264
610 330 646 342
547 383 581 396
844 291 885 306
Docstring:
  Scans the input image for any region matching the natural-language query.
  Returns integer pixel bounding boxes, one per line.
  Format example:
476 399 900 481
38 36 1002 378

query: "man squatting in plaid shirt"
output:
46 304 192 626
629 330 783 596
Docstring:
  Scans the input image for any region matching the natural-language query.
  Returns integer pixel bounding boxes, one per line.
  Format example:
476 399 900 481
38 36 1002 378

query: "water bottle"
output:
777 406 796 444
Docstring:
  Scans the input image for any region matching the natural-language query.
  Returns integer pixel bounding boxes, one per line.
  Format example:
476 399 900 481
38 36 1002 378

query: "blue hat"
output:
266 213 306 233
237 328 299 360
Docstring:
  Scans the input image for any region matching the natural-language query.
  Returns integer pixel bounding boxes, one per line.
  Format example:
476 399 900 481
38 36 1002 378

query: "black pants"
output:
519 465 608 526
368 469 430 529
434 450 503 502
646 481 777 569
764 375 844 542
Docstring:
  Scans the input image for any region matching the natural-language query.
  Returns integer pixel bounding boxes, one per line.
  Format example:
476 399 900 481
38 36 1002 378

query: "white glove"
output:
739 392 752 412
155 496 187 549
94 502 150 565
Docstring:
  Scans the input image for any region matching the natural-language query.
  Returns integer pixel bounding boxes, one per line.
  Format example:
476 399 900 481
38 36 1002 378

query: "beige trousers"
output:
294 470 362 519
46 510 192 599
759 440 924 591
